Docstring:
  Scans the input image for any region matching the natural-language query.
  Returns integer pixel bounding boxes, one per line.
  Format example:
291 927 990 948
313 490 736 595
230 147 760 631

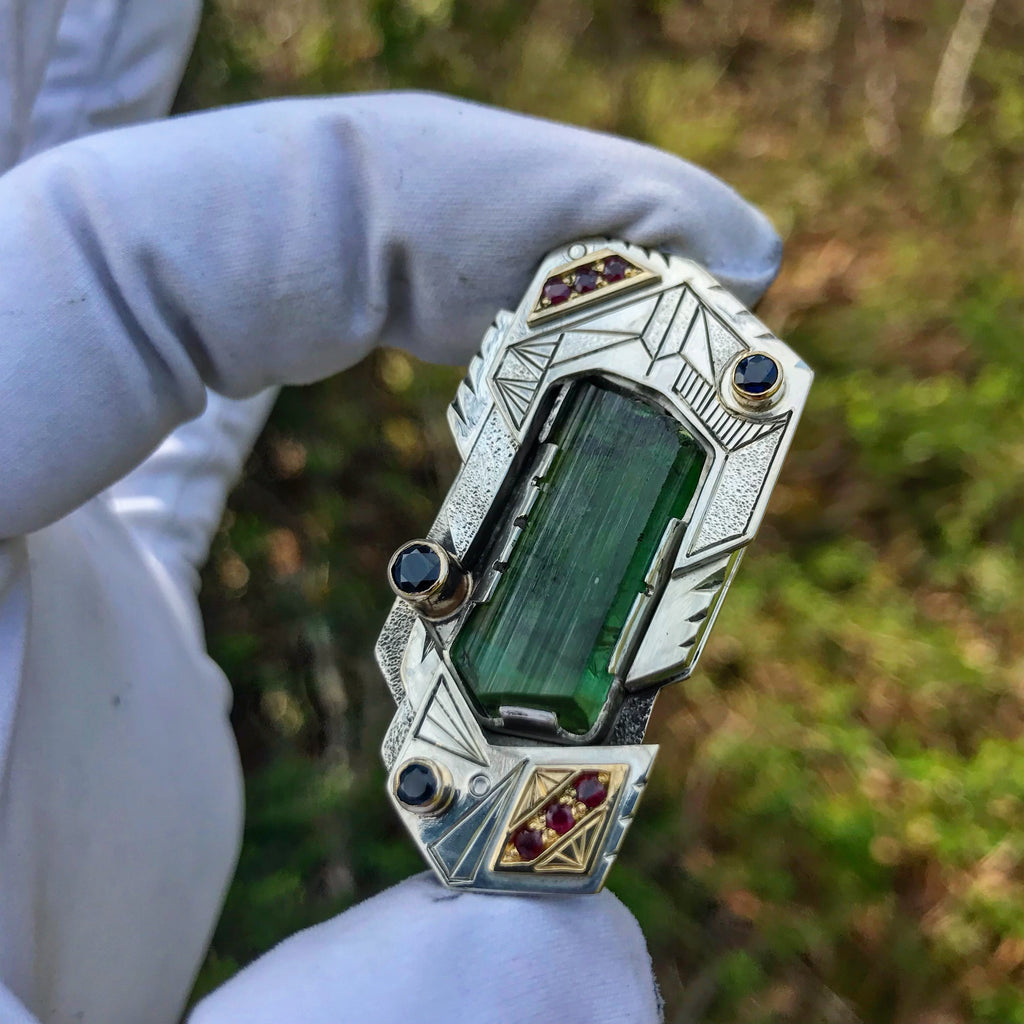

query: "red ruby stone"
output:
546 802 576 835
574 773 608 809
543 279 572 305
601 256 628 281
514 827 545 861
573 267 600 293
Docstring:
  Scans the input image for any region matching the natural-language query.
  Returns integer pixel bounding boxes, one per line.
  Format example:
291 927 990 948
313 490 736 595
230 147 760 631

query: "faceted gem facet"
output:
514 827 545 860
396 762 438 806
546 802 576 835
573 267 600 293
452 380 707 735
574 773 608 809
391 543 442 594
542 279 572 305
601 255 628 281
733 353 779 396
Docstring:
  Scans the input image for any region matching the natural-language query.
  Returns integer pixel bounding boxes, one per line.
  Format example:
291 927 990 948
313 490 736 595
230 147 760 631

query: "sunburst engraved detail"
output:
535 809 607 872
415 674 489 767
491 376 537 427
447 310 512 459
487 336 561 430
428 761 527 884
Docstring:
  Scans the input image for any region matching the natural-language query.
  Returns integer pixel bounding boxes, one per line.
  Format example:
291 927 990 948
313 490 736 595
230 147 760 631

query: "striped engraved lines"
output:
674 361 778 450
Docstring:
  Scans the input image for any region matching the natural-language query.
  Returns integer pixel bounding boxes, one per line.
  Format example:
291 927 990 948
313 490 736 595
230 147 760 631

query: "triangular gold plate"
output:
535 806 608 874
527 248 660 326
509 767 576 824
495 764 627 873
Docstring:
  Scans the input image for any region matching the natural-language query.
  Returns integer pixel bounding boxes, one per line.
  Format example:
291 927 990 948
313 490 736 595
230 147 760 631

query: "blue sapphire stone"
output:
733 353 780 396
396 762 438 807
391 543 442 594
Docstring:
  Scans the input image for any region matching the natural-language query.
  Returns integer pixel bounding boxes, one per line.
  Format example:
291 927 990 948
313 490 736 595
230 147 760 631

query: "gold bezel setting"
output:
729 350 785 408
393 758 454 815
387 539 471 620
387 539 449 601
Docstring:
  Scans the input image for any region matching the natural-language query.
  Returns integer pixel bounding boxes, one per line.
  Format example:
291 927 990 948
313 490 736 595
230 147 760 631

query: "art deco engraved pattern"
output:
496 765 627 874
377 240 811 893
415 674 488 767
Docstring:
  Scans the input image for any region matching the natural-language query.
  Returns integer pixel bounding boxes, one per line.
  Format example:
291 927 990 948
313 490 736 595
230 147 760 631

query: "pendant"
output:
376 240 812 894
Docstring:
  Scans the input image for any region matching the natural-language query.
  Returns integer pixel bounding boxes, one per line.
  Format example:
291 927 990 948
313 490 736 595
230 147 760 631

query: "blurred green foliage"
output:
178 2 1024 1021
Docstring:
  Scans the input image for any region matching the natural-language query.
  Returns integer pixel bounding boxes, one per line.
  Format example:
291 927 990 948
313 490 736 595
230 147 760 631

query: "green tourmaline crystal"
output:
452 379 706 735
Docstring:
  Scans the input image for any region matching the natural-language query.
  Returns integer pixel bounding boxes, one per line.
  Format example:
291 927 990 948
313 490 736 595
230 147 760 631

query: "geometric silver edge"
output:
376 237 812 893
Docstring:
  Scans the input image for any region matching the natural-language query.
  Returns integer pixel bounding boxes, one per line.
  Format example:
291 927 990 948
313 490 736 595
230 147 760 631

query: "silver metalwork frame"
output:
376 239 812 894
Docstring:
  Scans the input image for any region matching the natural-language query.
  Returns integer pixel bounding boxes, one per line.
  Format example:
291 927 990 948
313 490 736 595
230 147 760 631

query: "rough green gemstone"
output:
452 379 706 735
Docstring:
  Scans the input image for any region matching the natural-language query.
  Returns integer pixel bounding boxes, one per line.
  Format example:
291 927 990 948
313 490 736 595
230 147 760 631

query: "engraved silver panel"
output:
385 659 658 894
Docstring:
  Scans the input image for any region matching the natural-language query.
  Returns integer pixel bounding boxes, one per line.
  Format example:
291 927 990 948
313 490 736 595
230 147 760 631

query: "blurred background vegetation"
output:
175 2 1024 1021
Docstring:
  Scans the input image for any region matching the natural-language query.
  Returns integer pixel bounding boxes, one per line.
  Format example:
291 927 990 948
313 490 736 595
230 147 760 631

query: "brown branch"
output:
927 0 998 137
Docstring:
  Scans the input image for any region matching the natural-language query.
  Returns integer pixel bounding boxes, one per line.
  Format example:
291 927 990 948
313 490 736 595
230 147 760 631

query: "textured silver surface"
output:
606 692 659 746
689 425 787 553
381 699 415 770
376 239 812 892
430 408 516 558
375 600 418 703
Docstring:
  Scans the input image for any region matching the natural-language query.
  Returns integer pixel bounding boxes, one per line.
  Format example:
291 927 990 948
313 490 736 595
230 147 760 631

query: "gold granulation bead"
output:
529 816 544 831
573 801 587 818
543 828 557 843
597 772 610 785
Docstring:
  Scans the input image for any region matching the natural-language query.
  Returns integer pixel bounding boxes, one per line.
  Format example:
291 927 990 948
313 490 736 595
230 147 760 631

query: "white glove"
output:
0 3 782 1023
189 873 660 1024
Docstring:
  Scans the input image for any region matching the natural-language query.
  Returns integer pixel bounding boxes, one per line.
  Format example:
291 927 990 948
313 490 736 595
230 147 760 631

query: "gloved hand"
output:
0 3 782 1024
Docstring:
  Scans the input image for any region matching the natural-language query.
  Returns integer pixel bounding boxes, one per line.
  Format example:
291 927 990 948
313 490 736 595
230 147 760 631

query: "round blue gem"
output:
733 353 780 396
397 762 438 807
392 543 442 594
